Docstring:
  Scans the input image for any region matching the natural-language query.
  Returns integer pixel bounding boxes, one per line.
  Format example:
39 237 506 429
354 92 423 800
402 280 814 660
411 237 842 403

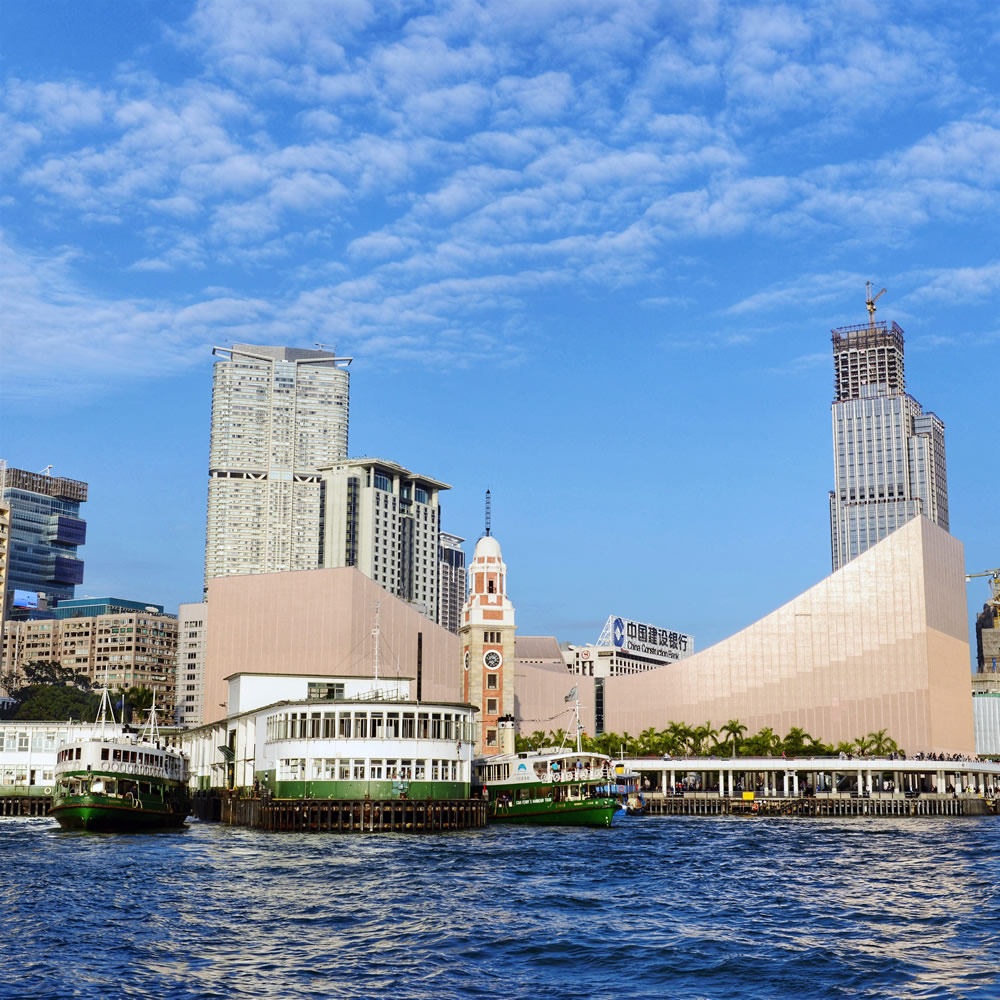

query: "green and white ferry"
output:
475 748 621 827
51 692 191 832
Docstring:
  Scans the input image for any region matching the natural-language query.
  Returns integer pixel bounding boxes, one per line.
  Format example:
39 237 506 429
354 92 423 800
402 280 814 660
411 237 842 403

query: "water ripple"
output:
1 815 999 999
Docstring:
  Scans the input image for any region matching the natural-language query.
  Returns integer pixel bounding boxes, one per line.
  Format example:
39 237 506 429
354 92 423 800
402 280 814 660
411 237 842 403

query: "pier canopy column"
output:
937 769 945 794
782 771 789 797
727 770 734 797
866 769 873 795
792 772 799 796
670 769 676 794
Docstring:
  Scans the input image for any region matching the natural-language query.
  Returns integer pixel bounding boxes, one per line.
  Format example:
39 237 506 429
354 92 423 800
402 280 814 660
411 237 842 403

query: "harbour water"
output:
2 815 999 999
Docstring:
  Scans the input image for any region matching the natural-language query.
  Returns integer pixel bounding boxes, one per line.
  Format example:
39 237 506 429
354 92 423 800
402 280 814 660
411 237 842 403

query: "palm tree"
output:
866 729 898 756
637 726 660 756
721 719 747 758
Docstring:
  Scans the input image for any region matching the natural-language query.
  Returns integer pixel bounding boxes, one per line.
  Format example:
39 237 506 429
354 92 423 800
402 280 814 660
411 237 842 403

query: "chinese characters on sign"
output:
604 615 694 663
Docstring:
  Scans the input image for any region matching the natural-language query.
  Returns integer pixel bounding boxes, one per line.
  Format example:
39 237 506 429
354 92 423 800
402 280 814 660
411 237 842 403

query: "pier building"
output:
180 672 477 801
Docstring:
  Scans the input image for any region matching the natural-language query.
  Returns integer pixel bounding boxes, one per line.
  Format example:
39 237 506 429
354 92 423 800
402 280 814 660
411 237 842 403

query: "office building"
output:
319 458 448 623
1 607 178 717
0 466 87 616
205 344 351 584
828 317 948 571
437 532 466 634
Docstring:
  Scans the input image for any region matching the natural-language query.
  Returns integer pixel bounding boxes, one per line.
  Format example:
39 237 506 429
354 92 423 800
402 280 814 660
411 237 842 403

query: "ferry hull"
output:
51 796 189 833
489 797 618 828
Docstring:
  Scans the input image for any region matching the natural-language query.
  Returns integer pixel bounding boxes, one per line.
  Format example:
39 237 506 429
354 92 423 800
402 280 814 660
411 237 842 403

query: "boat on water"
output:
474 748 621 827
51 691 191 832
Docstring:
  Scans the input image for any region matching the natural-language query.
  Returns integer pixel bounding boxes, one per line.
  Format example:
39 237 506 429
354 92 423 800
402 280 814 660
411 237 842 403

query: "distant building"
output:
1 607 178 717
50 597 166 619
828 317 948 571
0 465 87 617
0 500 9 639
320 458 449 624
176 602 208 727
437 532 466 634
205 344 351 585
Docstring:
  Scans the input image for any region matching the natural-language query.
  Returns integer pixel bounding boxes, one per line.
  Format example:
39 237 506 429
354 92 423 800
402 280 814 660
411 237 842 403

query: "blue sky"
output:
2 1 999 656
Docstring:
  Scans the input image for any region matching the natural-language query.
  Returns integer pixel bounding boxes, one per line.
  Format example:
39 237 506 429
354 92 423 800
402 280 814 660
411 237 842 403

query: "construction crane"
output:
865 281 886 329
967 569 1000 627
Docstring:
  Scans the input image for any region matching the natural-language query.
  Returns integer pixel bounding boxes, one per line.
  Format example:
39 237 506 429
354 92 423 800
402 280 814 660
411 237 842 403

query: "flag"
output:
565 686 577 703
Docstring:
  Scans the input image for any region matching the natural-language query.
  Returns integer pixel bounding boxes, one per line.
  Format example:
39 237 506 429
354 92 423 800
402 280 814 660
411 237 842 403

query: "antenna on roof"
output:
485 490 492 537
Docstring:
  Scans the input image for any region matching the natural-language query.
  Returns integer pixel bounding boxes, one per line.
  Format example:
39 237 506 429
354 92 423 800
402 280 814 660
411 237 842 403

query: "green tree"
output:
721 719 747 758
8 685 101 722
866 729 898 756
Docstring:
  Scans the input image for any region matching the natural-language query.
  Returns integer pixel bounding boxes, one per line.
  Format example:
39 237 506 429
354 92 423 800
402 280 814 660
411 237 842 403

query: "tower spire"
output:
485 489 491 537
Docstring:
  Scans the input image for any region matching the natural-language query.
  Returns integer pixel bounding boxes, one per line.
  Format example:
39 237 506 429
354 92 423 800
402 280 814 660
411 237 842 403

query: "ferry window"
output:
487 674 498 689
402 714 415 739
353 760 365 780
101 749 109 760
385 759 398 779
353 714 368 739
339 714 351 739
414 761 426 780
431 715 441 739
399 760 413 780
18 733 29 752
370 713 384 738
442 716 453 740
431 761 440 780
322 714 335 739
417 714 429 738
370 760 383 780
310 714 321 739
113 749 122 761
322 759 336 779
386 713 400 738
75 748 82 760
337 760 349 780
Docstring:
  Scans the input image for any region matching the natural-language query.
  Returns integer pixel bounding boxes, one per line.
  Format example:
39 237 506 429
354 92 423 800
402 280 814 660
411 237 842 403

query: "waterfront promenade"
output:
621 755 1000 816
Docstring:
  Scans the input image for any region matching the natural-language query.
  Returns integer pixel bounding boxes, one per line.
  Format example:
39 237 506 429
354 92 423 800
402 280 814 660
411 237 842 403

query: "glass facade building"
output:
1 468 87 616
828 322 948 571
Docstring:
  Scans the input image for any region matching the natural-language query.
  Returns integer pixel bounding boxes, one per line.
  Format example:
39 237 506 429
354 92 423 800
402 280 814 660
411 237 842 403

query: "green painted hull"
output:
488 796 618 828
51 794 190 832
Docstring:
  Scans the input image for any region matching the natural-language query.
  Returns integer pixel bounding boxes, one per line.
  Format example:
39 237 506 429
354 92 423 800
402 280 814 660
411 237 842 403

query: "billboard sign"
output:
603 614 693 663
13 590 39 609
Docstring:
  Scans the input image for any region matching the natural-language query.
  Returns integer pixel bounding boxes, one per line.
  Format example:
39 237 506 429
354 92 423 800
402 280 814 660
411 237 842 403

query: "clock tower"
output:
459 494 516 756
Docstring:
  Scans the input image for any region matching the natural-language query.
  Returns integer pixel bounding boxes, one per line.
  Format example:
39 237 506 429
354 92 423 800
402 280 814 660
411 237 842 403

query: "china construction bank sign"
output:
604 615 694 663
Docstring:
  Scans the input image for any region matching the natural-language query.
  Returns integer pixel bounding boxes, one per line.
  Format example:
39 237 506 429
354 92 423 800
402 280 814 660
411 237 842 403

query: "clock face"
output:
484 650 502 670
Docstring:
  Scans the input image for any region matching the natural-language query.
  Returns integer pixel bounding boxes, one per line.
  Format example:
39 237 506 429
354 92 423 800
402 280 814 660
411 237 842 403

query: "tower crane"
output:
967 569 1000 627
865 281 886 329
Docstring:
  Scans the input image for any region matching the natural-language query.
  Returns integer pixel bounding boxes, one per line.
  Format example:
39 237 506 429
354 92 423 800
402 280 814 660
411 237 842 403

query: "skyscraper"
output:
0 465 87 616
828 308 948 571
437 532 466 634
319 458 448 622
205 344 351 584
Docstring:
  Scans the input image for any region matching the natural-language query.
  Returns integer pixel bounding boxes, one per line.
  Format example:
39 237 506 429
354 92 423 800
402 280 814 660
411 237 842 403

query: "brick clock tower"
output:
459 499 516 756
